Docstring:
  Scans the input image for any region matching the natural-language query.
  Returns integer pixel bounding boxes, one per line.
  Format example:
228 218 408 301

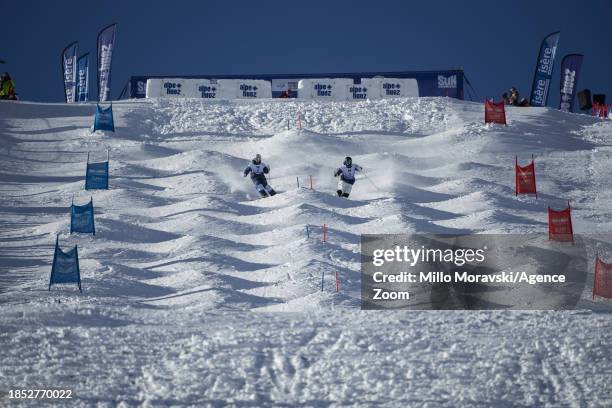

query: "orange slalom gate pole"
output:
309 175 313 190
335 271 339 292
323 224 326 242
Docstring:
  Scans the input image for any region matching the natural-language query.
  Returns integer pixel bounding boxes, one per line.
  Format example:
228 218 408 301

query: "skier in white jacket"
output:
334 156 362 198
244 154 276 197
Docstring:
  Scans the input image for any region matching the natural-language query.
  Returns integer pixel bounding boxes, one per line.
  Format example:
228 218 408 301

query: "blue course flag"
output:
49 235 82 292
85 157 109 190
93 103 115 132
70 197 95 235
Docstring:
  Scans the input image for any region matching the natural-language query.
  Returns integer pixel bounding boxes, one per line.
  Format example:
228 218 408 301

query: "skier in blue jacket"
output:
334 156 362 198
244 154 276 197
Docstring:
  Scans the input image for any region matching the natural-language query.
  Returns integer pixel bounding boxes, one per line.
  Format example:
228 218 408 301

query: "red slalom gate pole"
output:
323 224 326 242
533 153 538 200
593 255 598 300
309 175 313 190
335 271 339 292
515 156 518 197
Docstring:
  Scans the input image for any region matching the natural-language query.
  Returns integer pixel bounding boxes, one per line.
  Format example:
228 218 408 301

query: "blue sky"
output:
2 0 611 107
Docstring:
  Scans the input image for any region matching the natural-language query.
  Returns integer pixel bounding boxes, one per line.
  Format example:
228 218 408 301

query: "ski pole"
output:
362 171 382 193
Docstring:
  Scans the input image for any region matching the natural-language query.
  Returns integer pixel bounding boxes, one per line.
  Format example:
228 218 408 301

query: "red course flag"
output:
515 155 537 197
548 201 574 242
485 99 507 125
592 103 608 118
593 256 612 299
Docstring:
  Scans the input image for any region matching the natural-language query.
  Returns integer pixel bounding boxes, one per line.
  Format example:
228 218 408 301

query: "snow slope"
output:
1 97 611 407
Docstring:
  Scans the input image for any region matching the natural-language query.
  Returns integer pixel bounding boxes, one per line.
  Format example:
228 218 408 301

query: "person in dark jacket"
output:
501 92 510 105
243 154 276 197
509 87 520 106
0 72 17 100
508 87 529 107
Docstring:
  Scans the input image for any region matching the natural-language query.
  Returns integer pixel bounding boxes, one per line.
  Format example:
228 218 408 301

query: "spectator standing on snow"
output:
502 92 511 105
508 87 529 107
509 87 520 106
0 72 17 100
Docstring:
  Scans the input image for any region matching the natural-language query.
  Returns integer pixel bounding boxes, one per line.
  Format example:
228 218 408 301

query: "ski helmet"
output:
344 156 352 167
254 154 262 164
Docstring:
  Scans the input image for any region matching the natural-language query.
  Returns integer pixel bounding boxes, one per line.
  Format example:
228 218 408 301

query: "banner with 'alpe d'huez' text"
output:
97 23 117 102
529 31 560 107
62 42 78 103
559 54 583 113
76 54 89 102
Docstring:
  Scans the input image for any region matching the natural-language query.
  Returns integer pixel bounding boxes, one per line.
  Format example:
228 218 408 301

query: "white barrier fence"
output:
365 78 419 99
297 78 353 100
346 78 419 100
146 77 419 100
146 79 272 99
